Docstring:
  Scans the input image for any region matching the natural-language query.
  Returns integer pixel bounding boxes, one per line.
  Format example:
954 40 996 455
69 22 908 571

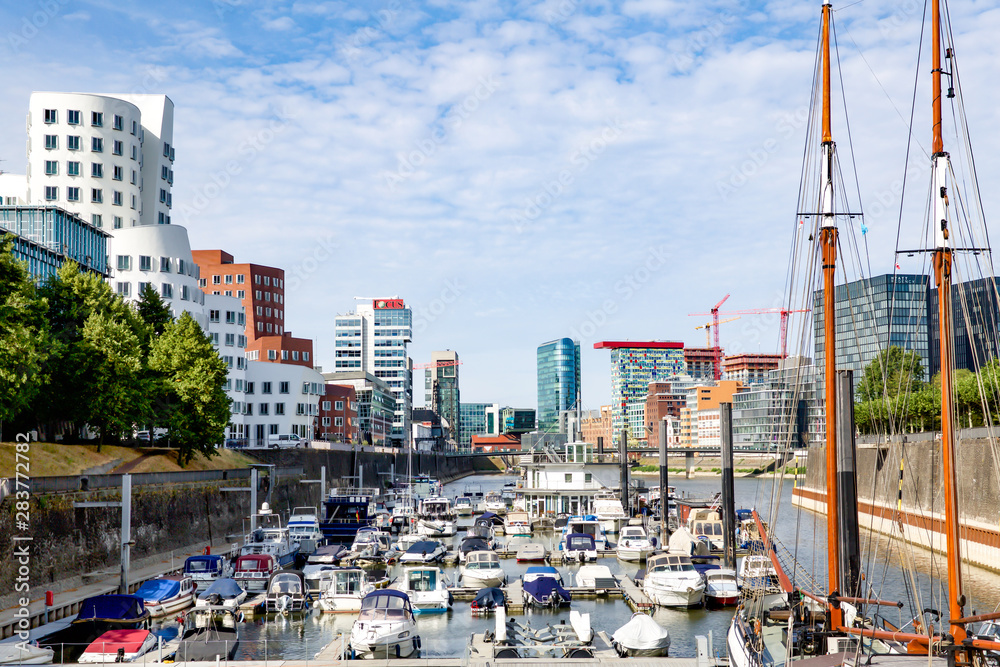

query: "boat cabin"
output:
183 555 227 582
358 589 415 622
647 553 696 574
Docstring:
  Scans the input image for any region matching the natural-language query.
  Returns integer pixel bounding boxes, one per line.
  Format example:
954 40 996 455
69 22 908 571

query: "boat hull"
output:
643 578 705 608
616 546 653 562
350 629 420 659
460 570 506 588
706 593 739 609
320 595 364 613
144 592 195 617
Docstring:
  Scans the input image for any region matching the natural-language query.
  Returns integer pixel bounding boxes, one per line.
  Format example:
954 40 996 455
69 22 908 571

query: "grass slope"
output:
0 442 255 477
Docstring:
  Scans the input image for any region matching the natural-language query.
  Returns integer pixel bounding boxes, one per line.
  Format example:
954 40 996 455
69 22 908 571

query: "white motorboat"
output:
454 496 474 515
592 491 628 534
302 544 348 593
288 506 325 554
642 553 706 608
688 510 725 551
195 578 247 611
351 527 385 558
0 643 53 665
483 491 506 514
521 567 572 608
233 554 279 592
504 511 532 536
515 542 547 563
460 550 507 588
79 629 157 664
416 518 456 538
319 567 376 613
183 554 230 584
705 568 740 608
392 566 452 614
135 575 196 617
616 525 655 561
561 532 598 562
399 540 446 564
349 590 421 659
264 570 309 613
611 612 671 657
418 496 455 521
241 503 300 568
574 564 614 588
563 515 609 549
395 533 424 552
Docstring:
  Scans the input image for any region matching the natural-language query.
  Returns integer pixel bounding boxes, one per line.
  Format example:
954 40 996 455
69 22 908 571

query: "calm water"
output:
147 472 1000 660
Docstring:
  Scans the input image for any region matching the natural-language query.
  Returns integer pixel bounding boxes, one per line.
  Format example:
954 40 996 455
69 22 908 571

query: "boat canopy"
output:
566 533 596 550
235 554 275 570
198 578 243 600
472 587 505 610
459 537 490 554
267 571 304 594
406 540 442 553
525 566 559 575
83 629 152 655
135 578 180 602
184 555 224 573
76 595 147 622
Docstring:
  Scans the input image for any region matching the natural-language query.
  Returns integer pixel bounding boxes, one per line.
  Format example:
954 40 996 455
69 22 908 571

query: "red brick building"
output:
246 331 314 368
645 381 687 438
722 353 782 385
192 249 286 341
317 384 358 443
471 434 521 453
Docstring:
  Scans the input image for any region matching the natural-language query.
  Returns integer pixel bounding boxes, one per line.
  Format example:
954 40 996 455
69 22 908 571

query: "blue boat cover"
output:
135 578 180 602
565 533 596 550
523 577 571 604
406 540 441 553
184 555 222 573
364 589 409 602
198 578 243 600
76 595 146 621
472 587 505 610
525 566 558 575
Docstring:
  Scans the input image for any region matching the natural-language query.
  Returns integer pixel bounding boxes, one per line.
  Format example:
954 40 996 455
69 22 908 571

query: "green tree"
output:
148 312 230 466
856 346 926 403
83 311 145 445
135 282 173 349
0 235 48 437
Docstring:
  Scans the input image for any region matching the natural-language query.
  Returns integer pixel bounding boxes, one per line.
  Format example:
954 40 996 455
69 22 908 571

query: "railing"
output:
8 468 251 494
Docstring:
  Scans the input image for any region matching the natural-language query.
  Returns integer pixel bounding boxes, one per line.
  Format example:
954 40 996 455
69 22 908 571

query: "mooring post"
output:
321 465 327 501
619 428 629 515
119 474 131 594
720 403 736 570
658 419 669 545
250 468 258 533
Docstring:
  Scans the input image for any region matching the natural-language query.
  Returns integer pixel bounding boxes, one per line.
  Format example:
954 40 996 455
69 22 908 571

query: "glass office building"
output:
930 277 1000 375
0 205 109 279
459 402 499 449
536 338 581 433
425 350 460 446
732 358 823 450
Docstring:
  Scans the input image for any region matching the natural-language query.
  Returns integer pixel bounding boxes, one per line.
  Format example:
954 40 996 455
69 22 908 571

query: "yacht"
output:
79 629 157 664
616 525 655 561
592 491 629 534
135 575 196 617
263 570 309 613
319 567 376 613
241 503 300 568
233 553 278 593
522 567 572 608
392 566 452 614
288 506 325 555
351 526 385 559
302 544 348 593
195 578 247 612
484 491 506 514
561 515 610 550
574 564 614 588
349 590 421 659
399 540 446 564
704 569 740 608
642 553 706 608
183 554 230 584
504 511 532 536
687 509 725 551
454 495 474 515
320 487 377 545
459 550 507 588
562 533 598 562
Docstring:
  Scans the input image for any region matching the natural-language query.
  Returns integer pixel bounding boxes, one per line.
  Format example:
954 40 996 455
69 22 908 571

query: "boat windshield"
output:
695 522 724 536
359 593 409 621
407 570 437 591
621 528 644 539
334 571 363 593
567 536 595 550
269 574 302 594
649 556 695 573
185 559 218 573
569 523 598 537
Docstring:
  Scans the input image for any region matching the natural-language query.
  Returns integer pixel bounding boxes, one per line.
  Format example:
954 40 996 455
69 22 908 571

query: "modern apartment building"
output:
459 402 499 449
204 293 248 442
536 338 581 433
317 384 358 443
0 205 109 279
322 370 397 446
684 347 717 382
243 362 326 444
424 350 460 446
594 340 686 445
723 354 782 385
334 299 412 446
192 249 286 340
644 376 699 439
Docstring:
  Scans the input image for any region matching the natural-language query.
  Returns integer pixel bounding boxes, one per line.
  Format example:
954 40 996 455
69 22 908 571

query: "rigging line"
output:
833 0 866 12
832 13 866 223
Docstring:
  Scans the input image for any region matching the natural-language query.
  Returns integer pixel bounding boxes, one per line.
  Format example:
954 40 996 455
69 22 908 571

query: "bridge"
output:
448 446 790 458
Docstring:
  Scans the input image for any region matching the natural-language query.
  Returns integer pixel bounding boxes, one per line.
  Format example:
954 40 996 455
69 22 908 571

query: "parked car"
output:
267 434 304 449
224 438 248 449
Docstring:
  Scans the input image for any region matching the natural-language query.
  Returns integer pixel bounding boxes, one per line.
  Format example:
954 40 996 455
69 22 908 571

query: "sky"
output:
1 0 999 412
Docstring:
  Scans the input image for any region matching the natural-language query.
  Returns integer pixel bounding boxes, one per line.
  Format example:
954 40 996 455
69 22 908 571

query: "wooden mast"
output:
930 0 966 647
818 0 843 631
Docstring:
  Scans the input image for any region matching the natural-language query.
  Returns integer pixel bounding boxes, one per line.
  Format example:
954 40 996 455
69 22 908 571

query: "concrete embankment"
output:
0 449 479 615
792 437 1000 573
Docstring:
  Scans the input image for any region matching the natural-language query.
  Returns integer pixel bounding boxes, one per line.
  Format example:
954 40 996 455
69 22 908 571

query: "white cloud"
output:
262 16 296 31
63 11 91 21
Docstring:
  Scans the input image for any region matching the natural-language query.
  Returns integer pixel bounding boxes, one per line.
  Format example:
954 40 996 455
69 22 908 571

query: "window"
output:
322 401 331 411
91 214 102 228
178 260 186 274
112 140 123 156
209 310 220 322
67 161 80 176
67 135 80 151
225 333 235 346
257 322 262 331
224 290 232 297
159 189 166 203
322 417 331 427
91 162 103 178
160 257 171 272
254 275 261 284
161 165 169 180
44 160 58 175
267 323 272 333
137 281 148 293
131 120 137 135
163 142 170 157
66 187 80 202
280 381 289 394
91 111 103 127
44 135 58 149
262 382 272 394
245 404 252 416
281 350 289 360
212 275 221 285
116 282 130 296
267 350 277 360
238 335 246 347
113 191 123 206
245 382 255 395
265 292 271 302
131 194 136 209
335 417 344 427
43 109 57 123
275 403 285 415
44 186 57 201
210 332 219 345
236 274 245 284
113 215 123 229
565 474 573 483
224 274 233 284
91 188 102 203
113 165 123 181
131 145 137 161
303 351 310 362
237 290 245 299
113 114 124 131
130 169 137 184
265 307 272 317
335 400 344 411
91 137 103 152
225 311 236 324
117 255 131 271
292 351 299 360
161 283 173 299
181 286 189 301
259 403 269 416
67 110 81 125
139 255 152 271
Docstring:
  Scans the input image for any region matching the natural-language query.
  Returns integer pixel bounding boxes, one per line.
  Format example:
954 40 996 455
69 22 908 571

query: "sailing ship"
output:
729 2 1000 666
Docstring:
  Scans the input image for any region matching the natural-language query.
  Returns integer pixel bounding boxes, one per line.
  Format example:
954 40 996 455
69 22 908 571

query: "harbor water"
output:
141 472 1000 661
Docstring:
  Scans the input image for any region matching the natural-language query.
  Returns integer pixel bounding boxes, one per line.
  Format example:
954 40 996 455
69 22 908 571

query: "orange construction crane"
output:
695 316 740 347
689 299 810 360
688 294 731 380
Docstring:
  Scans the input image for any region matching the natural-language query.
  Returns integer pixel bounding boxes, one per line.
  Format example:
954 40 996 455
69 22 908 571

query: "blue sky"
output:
2 0 1000 411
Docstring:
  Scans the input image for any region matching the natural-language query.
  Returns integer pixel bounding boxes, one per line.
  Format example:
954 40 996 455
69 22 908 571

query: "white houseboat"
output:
515 441 630 521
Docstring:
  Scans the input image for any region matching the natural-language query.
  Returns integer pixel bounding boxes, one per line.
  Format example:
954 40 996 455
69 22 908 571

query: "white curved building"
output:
110 224 206 327
204 293 248 442
25 92 173 231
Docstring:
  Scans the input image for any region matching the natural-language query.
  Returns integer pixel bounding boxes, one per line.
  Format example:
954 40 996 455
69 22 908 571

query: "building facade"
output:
459 402 499 449
424 350 460 446
723 354 782 386
318 384 358 443
644 377 700 441
501 407 536 434
334 299 412 446
731 357 823 450
0 205 109 279
536 338 581 433
580 406 613 448
594 341 686 445
930 277 1000 375
192 249 286 341
684 347 717 382
243 361 325 444
322 371 396 446
204 293 248 442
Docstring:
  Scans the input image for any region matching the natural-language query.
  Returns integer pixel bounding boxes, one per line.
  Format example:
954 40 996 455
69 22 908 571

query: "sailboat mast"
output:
930 0 966 645
818 0 843 631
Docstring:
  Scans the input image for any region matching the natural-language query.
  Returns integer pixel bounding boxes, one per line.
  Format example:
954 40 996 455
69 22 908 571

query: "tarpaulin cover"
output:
135 578 180 602
198 578 244 600
472 587 505 610
76 595 147 622
611 613 671 651
184 555 223 573
83 629 152 655
523 577 571 604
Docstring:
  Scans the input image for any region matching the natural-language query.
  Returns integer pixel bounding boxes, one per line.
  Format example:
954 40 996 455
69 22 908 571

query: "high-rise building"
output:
732 357 823 450
0 206 109 279
459 402 500 449
814 274 930 390
322 371 396 446
425 350 460 446
684 347 717 382
192 249 286 340
501 407 536 434
536 338 581 433
334 298 412 446
930 277 1000 375
594 341 686 445
723 354 783 385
